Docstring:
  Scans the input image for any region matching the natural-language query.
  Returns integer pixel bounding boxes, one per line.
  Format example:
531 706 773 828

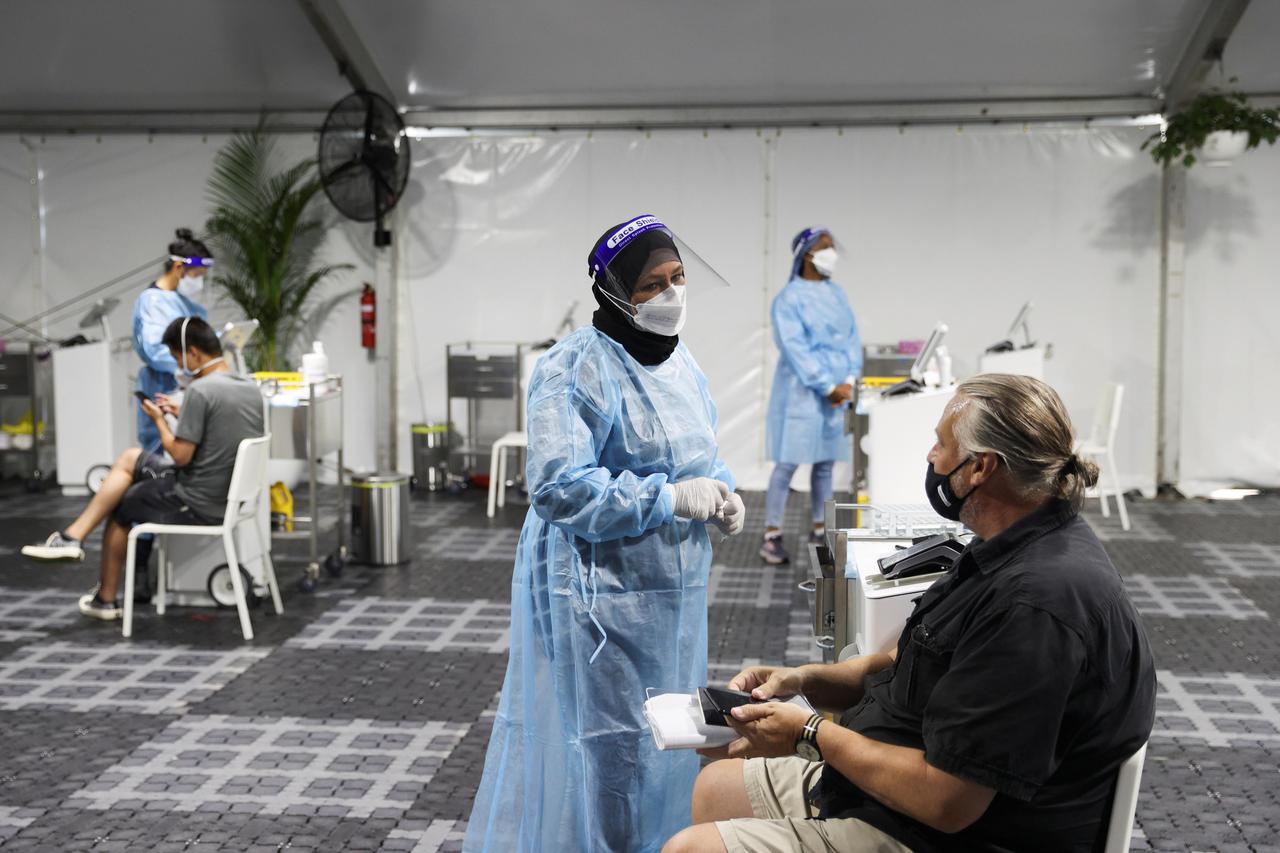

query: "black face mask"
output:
925 457 976 521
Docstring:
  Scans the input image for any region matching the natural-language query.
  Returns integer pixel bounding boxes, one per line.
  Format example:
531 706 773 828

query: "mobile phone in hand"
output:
698 687 760 727
133 391 151 403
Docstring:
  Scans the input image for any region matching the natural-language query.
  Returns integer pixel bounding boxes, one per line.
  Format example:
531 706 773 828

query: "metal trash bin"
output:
350 472 412 565
411 423 449 491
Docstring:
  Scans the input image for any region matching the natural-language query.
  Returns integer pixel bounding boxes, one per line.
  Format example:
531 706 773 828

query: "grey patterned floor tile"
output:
192 647 508 723
1125 575 1267 620
71 714 467 818
287 598 510 654
0 642 269 714
0 708 171 809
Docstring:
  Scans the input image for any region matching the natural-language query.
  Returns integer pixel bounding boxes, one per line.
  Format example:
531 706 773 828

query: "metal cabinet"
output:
445 343 522 480
0 346 55 489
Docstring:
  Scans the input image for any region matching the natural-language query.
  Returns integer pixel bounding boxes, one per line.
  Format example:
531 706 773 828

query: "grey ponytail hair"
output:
951 374 1100 511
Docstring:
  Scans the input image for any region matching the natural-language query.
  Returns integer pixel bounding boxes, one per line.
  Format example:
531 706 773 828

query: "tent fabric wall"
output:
0 138 38 326
1181 148 1280 490
1 126 1168 494
0 134 379 473
398 125 1162 492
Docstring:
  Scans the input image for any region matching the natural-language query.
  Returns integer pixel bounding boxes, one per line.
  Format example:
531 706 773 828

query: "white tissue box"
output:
643 690 817 751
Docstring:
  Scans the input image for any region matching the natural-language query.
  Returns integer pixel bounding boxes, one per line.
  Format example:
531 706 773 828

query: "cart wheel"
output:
85 465 112 495
207 564 261 609
323 551 345 577
297 574 318 593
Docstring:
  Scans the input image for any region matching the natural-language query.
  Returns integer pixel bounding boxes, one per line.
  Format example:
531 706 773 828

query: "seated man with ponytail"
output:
666 374 1156 853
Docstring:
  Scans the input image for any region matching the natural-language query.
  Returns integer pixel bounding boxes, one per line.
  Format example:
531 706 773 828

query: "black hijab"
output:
589 225 682 366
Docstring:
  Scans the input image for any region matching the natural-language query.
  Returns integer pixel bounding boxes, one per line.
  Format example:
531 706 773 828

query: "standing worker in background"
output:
761 227 861 565
132 228 211 452
465 215 745 853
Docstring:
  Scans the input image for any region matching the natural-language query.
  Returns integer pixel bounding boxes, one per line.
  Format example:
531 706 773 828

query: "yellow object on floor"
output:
270 481 294 532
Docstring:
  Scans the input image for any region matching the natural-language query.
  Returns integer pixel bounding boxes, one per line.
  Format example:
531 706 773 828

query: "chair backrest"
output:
222 434 272 526
1089 382 1125 450
1102 742 1147 853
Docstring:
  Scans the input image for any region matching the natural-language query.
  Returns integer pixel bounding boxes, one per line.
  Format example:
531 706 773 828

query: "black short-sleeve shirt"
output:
812 499 1156 852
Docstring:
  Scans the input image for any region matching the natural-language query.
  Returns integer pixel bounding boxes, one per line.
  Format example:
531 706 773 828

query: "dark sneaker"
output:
759 534 790 565
22 531 85 562
78 589 121 621
808 530 825 546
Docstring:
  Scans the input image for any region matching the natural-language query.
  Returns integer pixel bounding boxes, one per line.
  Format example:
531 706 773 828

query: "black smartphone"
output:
698 687 759 727
133 391 151 403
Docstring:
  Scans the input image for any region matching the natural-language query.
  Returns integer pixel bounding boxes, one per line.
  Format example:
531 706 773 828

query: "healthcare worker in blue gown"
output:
759 227 861 566
132 228 211 452
465 215 747 853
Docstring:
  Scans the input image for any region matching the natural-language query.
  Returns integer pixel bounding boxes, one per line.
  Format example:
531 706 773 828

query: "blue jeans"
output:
765 461 834 530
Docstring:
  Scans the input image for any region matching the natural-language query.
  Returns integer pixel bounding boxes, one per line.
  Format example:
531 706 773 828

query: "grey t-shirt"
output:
173 372 265 520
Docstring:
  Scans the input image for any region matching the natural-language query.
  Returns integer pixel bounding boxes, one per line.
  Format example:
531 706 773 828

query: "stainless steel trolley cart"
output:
261 375 347 592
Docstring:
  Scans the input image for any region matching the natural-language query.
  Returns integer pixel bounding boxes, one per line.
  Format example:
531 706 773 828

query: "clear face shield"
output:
790 227 844 279
171 254 214 300
589 215 730 335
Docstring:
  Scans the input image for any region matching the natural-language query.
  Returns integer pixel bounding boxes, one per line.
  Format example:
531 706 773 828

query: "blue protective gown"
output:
766 277 862 465
131 284 206 451
465 327 734 853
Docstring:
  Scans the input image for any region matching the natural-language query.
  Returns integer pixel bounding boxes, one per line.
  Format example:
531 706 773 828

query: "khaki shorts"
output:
715 756 914 853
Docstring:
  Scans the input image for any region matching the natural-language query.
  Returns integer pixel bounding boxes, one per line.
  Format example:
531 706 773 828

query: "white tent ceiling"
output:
345 0 1207 108
1222 0 1280 93
0 0 1274 126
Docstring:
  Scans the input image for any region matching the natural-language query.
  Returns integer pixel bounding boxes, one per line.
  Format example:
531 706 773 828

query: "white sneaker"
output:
22 531 85 562
78 588 121 621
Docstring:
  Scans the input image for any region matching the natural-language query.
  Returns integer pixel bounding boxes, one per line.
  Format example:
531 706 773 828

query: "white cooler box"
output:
153 493 273 608
837 538 949 662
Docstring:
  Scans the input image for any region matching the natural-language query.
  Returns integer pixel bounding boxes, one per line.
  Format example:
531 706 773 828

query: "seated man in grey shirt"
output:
22 316 265 621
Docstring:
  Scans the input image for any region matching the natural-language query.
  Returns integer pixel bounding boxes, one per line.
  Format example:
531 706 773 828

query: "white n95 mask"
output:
633 284 687 336
178 273 204 299
810 248 839 278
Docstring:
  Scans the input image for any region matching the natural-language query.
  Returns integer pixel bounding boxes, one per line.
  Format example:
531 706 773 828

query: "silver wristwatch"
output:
795 713 823 762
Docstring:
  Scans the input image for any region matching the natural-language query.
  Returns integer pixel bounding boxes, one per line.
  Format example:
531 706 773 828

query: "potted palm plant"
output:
204 129 352 371
1144 88 1279 168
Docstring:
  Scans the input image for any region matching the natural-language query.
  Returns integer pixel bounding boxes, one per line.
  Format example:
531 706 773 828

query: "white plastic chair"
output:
1077 382 1129 531
1102 742 1148 853
123 435 283 640
487 431 528 518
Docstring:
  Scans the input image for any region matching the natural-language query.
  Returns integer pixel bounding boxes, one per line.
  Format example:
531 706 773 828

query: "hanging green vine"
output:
1143 89 1279 168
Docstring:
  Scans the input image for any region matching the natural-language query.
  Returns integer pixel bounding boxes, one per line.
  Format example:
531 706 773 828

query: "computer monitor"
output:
77 298 120 340
909 322 948 384
1006 301 1033 348
220 320 260 376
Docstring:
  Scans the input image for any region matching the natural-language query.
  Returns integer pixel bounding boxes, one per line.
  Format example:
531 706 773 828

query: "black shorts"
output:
113 452 213 528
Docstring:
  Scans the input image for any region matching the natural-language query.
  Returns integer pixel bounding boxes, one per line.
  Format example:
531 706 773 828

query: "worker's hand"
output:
723 700 814 760
670 477 731 522
827 383 854 407
154 393 180 417
711 492 745 536
140 398 166 423
729 665 805 700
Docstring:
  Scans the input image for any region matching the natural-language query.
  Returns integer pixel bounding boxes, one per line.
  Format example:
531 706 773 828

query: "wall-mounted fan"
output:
318 90 411 247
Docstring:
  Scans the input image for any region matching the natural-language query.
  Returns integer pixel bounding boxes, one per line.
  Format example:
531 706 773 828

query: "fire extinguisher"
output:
360 283 376 350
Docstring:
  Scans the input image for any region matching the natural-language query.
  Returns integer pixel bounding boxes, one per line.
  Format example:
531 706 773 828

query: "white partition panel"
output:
773 126 1161 494
396 126 1160 493
1182 148 1280 490
0 135 378 472
2 126 1167 493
